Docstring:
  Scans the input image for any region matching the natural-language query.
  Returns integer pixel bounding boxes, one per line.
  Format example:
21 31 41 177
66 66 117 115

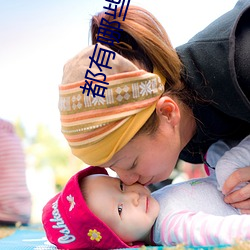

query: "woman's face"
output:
100 119 182 186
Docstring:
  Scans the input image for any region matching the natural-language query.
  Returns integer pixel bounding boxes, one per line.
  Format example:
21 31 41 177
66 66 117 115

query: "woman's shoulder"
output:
176 0 250 123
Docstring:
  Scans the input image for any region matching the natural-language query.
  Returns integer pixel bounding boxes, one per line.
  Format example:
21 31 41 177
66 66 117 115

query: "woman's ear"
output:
156 96 180 126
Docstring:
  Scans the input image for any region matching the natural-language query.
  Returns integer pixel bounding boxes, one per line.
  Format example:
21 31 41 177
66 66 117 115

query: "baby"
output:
42 135 250 249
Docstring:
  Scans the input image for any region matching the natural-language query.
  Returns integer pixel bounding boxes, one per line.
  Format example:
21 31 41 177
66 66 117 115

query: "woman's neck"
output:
179 104 197 149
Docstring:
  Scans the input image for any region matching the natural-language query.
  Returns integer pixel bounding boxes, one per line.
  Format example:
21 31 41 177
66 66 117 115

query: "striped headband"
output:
59 43 165 165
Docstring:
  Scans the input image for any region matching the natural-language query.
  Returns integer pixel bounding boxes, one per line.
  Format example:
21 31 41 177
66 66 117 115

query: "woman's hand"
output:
223 166 250 214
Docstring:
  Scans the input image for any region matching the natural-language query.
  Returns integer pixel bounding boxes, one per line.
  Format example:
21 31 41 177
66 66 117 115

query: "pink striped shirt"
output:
0 119 31 224
158 210 250 246
152 136 250 246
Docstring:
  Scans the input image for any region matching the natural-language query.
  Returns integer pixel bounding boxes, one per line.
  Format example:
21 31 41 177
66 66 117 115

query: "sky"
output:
0 0 238 140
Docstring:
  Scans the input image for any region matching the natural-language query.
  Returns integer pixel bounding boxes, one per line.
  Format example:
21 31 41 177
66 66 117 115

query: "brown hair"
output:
90 5 194 135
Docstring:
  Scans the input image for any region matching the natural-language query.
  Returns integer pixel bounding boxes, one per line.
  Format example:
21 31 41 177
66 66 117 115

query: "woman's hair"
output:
90 5 194 135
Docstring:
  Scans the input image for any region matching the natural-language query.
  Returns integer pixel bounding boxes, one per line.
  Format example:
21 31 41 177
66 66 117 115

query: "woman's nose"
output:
112 168 139 185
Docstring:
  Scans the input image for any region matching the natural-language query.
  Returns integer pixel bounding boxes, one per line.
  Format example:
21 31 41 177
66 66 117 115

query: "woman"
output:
59 0 250 211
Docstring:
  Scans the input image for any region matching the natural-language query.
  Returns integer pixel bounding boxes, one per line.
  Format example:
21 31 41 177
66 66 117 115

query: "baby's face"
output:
84 175 160 244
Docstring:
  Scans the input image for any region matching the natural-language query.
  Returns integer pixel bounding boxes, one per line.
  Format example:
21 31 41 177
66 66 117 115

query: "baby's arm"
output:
159 210 250 247
215 135 250 193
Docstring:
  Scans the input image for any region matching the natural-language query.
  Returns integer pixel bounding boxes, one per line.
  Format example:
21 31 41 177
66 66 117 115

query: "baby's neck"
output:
142 226 155 245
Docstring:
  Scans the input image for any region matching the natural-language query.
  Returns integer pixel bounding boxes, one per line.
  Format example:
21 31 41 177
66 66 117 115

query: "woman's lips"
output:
143 177 154 186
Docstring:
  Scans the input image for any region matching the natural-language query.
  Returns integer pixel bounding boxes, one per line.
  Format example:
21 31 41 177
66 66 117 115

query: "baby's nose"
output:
126 191 140 206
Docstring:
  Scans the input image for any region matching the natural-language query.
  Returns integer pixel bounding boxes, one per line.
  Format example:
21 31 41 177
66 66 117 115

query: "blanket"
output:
0 225 248 250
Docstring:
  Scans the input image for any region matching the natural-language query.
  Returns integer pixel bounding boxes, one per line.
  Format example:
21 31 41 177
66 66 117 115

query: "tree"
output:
14 120 85 191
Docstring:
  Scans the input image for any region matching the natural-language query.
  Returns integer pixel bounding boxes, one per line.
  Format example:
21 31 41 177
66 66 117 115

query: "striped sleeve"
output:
0 119 31 224
215 135 250 192
160 210 250 246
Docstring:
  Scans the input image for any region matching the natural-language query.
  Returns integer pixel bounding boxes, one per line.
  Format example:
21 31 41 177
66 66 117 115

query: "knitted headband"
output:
42 166 141 249
59 43 165 165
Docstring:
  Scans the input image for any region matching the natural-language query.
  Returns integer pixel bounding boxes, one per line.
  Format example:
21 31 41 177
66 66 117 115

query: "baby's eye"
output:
120 180 124 191
118 204 123 216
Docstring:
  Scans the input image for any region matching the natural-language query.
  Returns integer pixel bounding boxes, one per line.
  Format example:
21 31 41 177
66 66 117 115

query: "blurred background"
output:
0 0 238 224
